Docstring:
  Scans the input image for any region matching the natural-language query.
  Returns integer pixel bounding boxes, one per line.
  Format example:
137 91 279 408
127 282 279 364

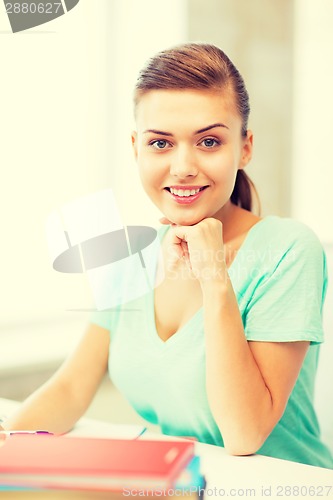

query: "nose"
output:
169 145 198 179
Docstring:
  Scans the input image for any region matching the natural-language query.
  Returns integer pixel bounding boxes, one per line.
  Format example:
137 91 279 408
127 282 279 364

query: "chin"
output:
166 213 206 226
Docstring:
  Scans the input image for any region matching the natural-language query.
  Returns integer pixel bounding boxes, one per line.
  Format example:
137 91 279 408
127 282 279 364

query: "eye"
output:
149 139 171 150
199 137 221 148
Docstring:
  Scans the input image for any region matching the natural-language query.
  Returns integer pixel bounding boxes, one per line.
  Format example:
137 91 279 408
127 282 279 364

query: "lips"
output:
164 185 208 198
164 185 209 204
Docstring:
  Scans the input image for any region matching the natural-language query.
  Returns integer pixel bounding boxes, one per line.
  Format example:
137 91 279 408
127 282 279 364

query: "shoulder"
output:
253 215 324 255
242 217 327 344
240 215 327 286
257 214 319 238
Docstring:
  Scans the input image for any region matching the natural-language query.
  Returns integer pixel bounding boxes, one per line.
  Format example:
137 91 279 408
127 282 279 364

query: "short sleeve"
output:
244 226 328 345
90 309 113 332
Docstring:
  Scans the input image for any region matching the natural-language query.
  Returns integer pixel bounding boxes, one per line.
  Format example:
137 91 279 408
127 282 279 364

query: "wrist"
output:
201 275 231 301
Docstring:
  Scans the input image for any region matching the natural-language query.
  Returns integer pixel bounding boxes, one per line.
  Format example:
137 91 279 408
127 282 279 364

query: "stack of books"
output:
0 434 205 498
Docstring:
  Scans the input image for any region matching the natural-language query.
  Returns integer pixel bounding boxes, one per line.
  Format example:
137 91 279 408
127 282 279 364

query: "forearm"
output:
203 280 275 455
1 377 87 435
1 324 110 435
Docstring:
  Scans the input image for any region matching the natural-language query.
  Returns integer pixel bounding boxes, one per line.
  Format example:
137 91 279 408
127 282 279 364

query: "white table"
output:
1 398 332 498
194 441 333 498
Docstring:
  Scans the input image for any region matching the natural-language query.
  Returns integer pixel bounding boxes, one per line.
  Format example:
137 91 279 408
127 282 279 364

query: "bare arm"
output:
166 217 310 455
203 281 309 455
1 323 110 434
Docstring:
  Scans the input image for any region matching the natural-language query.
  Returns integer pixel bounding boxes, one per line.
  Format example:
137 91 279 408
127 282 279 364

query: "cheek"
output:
203 153 238 197
138 160 161 193
138 149 167 177
203 152 235 180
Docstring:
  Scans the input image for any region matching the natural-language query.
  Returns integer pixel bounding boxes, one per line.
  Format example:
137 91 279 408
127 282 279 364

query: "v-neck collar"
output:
148 217 272 347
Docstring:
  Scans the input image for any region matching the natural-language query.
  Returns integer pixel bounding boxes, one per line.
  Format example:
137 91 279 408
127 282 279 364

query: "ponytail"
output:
231 170 261 214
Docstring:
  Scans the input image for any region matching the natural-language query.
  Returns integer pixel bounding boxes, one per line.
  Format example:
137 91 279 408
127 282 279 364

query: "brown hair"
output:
134 42 260 214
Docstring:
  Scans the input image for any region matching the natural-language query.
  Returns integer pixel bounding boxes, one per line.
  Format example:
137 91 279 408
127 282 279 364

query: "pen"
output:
134 427 147 439
0 430 54 435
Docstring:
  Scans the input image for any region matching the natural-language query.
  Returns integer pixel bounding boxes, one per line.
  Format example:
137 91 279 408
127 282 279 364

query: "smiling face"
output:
132 89 253 226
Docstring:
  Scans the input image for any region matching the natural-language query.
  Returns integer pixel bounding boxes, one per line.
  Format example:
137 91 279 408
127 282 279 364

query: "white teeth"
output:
170 187 201 197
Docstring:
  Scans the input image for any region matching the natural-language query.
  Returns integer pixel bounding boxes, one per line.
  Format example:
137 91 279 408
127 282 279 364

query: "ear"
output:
131 131 138 161
239 130 253 170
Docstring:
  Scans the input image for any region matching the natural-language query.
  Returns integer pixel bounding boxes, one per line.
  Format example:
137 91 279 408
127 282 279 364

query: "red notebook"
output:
0 434 194 492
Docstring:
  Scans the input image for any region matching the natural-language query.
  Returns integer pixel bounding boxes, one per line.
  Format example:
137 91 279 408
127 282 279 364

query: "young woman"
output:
2 43 332 469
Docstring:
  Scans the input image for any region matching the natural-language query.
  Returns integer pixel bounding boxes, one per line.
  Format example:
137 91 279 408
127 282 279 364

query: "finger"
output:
180 240 189 258
180 241 192 269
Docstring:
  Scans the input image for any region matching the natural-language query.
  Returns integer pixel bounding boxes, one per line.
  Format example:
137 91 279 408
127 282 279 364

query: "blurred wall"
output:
292 0 333 243
188 0 294 217
0 0 109 326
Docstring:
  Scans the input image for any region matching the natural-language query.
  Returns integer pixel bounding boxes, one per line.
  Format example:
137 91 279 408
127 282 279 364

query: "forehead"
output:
135 89 240 131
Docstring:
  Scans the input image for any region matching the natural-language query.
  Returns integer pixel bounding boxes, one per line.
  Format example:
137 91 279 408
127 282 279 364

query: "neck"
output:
213 201 239 243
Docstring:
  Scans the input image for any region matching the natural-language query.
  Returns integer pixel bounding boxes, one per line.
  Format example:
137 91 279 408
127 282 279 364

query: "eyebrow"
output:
143 123 229 136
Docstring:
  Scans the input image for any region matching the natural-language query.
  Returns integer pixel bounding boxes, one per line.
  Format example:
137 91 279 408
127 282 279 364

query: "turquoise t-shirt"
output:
91 216 333 469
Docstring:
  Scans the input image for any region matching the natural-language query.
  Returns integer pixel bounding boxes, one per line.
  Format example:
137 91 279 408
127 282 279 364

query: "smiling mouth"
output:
164 186 208 198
